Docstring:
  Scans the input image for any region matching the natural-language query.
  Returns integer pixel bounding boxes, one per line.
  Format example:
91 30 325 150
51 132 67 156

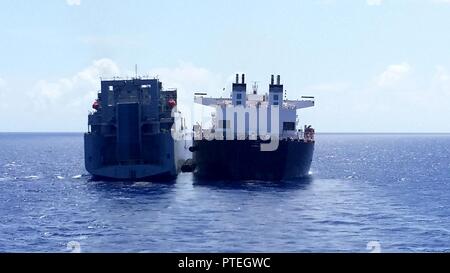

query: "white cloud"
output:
29 59 119 112
301 62 450 133
367 0 383 6
376 63 411 88
19 58 121 131
66 0 81 6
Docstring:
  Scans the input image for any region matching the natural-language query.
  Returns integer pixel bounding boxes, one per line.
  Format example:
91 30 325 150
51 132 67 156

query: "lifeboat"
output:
92 100 100 110
167 99 177 109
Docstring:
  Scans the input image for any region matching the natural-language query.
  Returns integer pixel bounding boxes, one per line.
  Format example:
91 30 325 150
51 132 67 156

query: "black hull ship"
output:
190 74 315 181
192 139 314 181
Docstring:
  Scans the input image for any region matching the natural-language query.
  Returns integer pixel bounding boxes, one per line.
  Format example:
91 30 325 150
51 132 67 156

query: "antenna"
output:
252 82 258 94
135 64 138 79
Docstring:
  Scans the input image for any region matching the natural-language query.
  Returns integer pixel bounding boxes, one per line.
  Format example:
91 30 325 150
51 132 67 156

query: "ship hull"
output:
84 133 191 181
192 139 314 181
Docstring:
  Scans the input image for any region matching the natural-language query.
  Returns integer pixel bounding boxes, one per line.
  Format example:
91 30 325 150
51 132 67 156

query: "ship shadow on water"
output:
88 174 177 184
86 176 177 197
192 175 314 191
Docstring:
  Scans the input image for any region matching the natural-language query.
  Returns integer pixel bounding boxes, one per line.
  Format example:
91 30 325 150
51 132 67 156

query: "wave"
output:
24 175 40 180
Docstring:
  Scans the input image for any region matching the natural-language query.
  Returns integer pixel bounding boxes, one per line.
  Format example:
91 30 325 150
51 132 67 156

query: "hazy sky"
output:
1 0 450 132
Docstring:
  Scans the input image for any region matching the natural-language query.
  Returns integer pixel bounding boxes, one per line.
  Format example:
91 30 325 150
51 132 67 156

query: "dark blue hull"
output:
89 172 176 182
192 139 314 181
84 133 191 180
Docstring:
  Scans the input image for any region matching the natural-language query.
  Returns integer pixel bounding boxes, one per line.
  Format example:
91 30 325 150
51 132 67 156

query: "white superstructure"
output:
194 74 315 141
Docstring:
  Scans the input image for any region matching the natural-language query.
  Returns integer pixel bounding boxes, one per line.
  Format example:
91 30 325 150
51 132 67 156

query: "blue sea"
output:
1 133 450 253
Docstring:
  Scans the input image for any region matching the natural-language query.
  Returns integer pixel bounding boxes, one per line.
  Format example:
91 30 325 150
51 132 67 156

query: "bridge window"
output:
108 86 114 106
283 122 296 131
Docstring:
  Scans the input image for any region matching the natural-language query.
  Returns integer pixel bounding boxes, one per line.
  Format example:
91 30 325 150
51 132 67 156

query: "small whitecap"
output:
115 197 132 200
132 182 152 187
4 161 22 168
56 176 65 180
72 175 82 179
24 175 39 180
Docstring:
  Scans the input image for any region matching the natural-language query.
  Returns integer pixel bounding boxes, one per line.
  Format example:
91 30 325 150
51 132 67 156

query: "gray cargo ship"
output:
84 78 190 180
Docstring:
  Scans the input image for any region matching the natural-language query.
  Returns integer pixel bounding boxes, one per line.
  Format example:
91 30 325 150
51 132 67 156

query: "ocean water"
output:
1 133 450 253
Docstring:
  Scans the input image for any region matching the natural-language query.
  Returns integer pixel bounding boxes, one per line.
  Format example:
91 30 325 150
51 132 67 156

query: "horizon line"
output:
1 131 450 135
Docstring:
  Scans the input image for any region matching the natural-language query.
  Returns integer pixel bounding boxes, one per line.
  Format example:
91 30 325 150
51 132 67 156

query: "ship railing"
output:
281 130 304 140
163 88 177 92
99 76 158 81
193 128 311 142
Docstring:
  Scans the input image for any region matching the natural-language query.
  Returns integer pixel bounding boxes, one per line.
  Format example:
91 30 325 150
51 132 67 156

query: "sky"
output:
1 0 450 132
